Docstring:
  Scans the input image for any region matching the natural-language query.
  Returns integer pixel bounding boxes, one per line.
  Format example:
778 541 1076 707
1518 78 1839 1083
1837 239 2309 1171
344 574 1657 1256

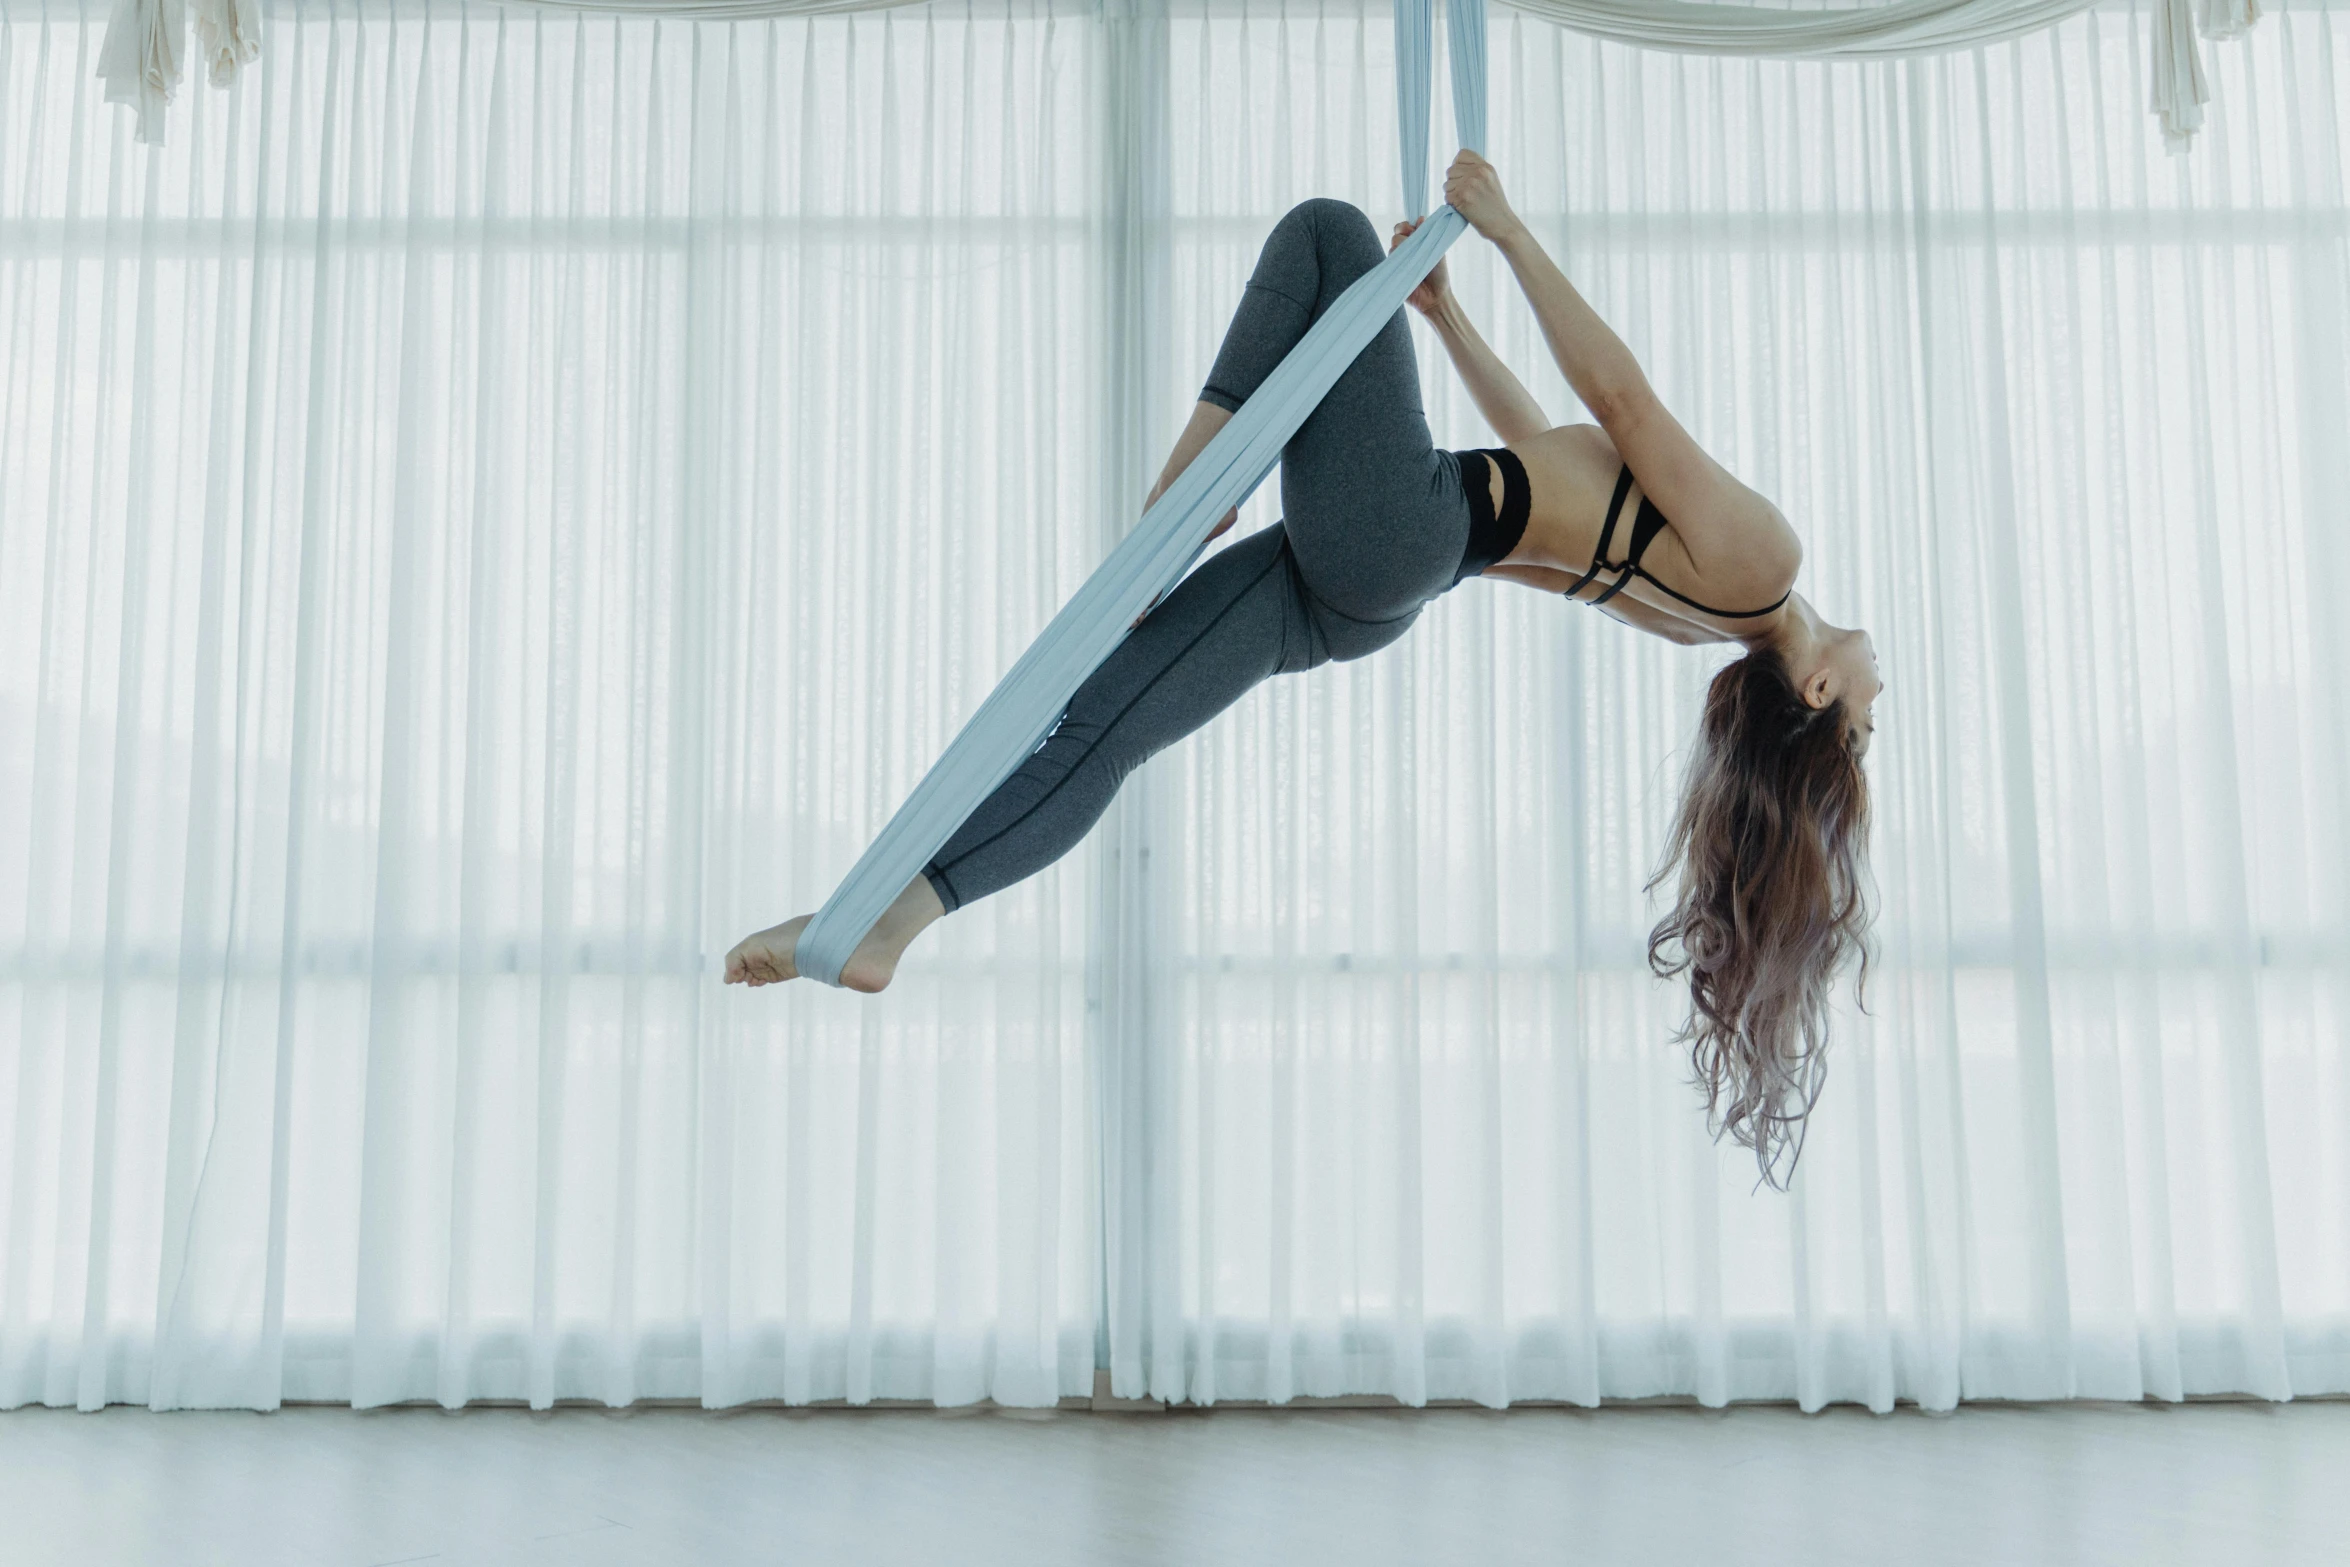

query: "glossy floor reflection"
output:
4 1397 2341 1566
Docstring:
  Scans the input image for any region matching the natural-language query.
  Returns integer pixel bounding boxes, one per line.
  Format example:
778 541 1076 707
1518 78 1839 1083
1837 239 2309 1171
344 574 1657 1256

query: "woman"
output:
727 151 1880 1188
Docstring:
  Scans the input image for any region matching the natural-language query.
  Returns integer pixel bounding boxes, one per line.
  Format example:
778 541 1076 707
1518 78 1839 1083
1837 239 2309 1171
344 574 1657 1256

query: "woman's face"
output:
1832 627 1883 758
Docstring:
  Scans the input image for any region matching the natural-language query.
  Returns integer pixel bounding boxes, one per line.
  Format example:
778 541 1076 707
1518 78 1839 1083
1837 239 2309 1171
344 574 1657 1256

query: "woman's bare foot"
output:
724 874 946 995
725 915 813 986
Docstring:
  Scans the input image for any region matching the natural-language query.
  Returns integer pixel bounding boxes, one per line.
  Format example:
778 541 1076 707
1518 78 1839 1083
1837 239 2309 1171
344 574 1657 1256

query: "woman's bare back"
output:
1468 422 1792 644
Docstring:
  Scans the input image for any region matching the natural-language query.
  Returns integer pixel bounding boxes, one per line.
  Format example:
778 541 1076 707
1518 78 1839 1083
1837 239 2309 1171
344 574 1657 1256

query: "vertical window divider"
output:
1087 0 1174 1400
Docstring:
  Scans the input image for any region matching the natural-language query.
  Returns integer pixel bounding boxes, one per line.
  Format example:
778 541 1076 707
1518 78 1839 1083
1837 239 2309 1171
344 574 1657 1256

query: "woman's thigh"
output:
1269 202 1468 624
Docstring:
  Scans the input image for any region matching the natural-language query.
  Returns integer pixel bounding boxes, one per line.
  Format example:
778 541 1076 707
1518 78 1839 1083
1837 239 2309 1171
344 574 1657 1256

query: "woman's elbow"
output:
1584 376 1659 438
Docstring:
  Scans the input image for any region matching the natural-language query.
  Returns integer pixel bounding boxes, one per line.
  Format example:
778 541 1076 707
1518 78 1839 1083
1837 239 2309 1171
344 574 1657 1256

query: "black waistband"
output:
1451 446 1532 587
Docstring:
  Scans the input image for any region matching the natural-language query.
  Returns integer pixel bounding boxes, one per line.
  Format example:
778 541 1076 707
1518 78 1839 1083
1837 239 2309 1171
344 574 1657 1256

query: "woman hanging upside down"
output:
727 151 1881 1187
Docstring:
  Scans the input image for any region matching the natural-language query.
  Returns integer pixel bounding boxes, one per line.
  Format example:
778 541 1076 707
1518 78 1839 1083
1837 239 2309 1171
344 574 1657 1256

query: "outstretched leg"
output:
921 522 1330 915
724 524 1341 984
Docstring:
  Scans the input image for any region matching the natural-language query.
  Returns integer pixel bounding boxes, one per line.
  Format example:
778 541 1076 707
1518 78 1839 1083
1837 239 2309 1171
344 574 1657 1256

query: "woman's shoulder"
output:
1488 417 1800 635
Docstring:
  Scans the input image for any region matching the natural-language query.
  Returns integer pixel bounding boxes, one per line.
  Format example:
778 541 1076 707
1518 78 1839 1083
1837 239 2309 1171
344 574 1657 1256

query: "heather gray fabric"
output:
921 197 1475 915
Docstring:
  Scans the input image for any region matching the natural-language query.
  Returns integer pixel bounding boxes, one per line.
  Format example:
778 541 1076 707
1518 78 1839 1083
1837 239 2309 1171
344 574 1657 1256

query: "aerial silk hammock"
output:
794 0 1490 987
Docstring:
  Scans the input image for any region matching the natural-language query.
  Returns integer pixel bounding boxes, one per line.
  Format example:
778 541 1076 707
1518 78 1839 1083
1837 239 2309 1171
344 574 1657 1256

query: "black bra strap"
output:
1623 495 1673 574
1568 465 1793 621
1585 566 1637 607
1637 576 1793 621
1584 493 1671 607
1561 466 1634 601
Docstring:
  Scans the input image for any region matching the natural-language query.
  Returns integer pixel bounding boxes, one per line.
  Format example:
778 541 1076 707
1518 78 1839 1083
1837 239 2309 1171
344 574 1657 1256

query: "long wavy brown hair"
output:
1643 644 1876 1192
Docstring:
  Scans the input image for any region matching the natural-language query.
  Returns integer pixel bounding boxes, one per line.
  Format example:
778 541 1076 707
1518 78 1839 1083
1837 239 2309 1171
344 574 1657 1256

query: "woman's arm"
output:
1424 293 1550 447
1442 152 1802 603
1492 227 1799 593
1392 220 1550 446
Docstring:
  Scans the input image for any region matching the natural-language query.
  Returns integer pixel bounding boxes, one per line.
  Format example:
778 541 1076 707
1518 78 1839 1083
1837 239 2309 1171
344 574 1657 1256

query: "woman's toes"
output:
729 916 812 989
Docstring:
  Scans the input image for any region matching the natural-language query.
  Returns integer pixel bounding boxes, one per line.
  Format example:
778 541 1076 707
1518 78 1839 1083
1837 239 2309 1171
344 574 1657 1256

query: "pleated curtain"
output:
2 0 1107 1410
4 0 2347 1412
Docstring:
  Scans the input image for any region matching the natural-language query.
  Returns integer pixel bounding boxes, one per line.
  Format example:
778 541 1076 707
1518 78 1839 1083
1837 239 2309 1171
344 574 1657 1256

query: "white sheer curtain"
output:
1105 0 2350 1410
0 0 1102 1410
5 0 2348 1416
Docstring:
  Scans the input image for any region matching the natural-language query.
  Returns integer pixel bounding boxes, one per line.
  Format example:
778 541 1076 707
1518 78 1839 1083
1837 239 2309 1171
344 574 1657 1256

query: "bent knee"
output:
1279 195 1377 247
1287 195 1365 223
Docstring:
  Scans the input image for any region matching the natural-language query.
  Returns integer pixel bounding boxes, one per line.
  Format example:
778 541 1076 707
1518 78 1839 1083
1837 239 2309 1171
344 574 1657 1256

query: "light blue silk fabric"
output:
796 0 1489 986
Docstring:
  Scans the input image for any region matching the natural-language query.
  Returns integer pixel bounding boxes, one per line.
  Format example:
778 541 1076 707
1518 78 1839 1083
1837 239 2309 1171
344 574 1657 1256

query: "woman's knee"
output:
1281 196 1378 251
1252 198 1380 307
1284 194 1364 223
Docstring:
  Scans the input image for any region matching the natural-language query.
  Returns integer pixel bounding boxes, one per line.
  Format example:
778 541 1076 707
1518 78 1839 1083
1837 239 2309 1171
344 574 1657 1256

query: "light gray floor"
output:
5 1398 2342 1567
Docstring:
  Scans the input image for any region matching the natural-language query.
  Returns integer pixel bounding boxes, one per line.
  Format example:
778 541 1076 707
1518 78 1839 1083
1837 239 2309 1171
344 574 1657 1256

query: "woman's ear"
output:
1800 663 1837 711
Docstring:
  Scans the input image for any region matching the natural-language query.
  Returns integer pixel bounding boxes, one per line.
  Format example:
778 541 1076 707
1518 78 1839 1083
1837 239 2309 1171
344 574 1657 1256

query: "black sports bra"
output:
1561 466 1791 621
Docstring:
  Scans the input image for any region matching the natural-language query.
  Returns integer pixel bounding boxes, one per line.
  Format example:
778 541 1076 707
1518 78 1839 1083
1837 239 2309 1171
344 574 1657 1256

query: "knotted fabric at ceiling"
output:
99 0 2262 151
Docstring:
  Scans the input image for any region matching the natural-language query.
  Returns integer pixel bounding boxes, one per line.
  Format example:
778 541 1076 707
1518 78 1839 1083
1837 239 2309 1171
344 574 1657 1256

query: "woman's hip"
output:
1280 444 1473 626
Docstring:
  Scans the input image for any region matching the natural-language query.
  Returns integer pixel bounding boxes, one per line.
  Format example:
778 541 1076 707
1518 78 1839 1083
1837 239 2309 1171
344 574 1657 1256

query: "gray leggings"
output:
921 197 1479 915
